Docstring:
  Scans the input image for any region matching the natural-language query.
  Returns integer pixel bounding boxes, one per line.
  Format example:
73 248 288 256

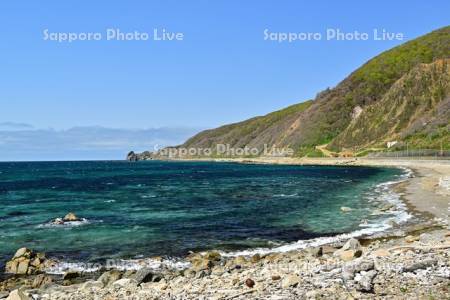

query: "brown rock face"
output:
6 289 30 300
191 258 214 272
5 260 19 274
32 274 53 288
63 212 79 222
13 248 31 259
338 249 363 261
5 248 49 275
17 260 30 275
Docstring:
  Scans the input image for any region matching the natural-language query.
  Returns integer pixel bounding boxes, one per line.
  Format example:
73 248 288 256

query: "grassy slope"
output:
329 59 450 151
288 26 450 150
174 26 450 156
183 100 313 151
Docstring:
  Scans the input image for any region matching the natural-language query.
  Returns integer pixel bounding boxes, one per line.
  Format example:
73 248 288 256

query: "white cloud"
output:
0 126 201 161
0 122 34 131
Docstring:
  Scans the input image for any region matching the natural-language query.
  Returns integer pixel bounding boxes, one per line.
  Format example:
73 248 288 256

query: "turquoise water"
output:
0 161 405 266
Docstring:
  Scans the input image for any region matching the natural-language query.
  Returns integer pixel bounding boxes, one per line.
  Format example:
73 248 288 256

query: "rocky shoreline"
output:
1 223 449 299
1 160 449 299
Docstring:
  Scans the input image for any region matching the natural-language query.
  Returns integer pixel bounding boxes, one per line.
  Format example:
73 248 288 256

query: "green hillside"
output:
134 26 450 159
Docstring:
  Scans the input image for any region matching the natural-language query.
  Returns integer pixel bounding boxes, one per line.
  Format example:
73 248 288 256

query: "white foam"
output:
141 194 157 198
45 257 190 274
44 167 416 273
37 218 90 228
221 167 414 257
273 193 298 198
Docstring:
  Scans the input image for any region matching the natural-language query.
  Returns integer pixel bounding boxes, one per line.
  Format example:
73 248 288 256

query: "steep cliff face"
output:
131 26 450 160
329 59 450 150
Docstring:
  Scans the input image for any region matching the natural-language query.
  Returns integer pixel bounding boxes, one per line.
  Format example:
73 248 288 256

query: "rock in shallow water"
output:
63 212 79 222
340 206 353 212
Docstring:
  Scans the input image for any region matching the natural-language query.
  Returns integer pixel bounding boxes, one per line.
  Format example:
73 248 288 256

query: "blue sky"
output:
0 1 449 160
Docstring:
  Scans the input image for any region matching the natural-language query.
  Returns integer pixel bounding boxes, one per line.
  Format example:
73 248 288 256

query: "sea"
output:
0 160 412 273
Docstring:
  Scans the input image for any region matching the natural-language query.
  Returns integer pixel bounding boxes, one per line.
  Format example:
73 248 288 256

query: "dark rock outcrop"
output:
126 151 139 162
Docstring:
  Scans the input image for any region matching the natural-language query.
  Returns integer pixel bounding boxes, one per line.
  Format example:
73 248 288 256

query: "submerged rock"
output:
47 213 88 227
340 206 353 212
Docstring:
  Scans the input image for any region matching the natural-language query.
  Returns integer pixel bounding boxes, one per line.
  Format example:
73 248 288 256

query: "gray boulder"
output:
132 268 154 285
356 270 377 292
98 269 123 287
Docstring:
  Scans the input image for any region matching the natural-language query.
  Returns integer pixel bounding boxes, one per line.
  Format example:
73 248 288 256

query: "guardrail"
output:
367 149 450 158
